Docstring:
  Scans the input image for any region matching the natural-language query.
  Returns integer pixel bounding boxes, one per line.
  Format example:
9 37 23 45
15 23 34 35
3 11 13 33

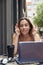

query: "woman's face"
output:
19 19 30 35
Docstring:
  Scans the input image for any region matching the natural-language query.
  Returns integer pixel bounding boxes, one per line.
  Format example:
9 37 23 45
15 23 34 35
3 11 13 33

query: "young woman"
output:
13 17 41 55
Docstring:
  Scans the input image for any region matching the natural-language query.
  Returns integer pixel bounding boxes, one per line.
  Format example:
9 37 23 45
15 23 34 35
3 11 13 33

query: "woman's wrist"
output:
15 33 20 37
32 31 38 35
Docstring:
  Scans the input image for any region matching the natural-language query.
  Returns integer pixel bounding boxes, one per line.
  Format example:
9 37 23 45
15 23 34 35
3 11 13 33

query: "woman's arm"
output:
13 33 19 55
13 23 20 56
32 25 42 41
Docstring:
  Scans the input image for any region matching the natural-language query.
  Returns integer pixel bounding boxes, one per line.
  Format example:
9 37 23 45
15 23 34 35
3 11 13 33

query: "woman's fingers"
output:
32 25 38 35
15 23 18 28
15 28 20 36
15 23 20 36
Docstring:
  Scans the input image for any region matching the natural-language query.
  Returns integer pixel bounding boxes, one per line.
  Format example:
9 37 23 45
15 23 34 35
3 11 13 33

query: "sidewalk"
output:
0 55 40 65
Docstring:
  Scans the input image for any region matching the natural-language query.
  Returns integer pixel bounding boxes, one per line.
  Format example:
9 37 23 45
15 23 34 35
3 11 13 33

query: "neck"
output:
21 34 30 38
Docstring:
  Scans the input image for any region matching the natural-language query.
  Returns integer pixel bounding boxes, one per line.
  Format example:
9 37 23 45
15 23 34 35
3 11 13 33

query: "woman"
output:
13 17 41 55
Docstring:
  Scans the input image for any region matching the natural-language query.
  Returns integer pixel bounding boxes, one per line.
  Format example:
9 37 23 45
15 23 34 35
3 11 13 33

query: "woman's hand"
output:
15 23 20 36
32 25 38 35
32 25 41 41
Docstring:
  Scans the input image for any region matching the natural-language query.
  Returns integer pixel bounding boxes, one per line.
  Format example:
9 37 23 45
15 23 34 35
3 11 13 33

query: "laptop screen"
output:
18 42 43 63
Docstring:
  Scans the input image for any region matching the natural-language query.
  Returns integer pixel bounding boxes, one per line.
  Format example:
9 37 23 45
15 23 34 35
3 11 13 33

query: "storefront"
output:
0 0 26 55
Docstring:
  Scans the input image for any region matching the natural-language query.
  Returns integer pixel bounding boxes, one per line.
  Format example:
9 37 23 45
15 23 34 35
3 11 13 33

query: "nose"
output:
23 25 26 28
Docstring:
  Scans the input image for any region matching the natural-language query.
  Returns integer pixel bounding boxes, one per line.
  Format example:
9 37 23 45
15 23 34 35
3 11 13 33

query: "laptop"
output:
16 41 43 63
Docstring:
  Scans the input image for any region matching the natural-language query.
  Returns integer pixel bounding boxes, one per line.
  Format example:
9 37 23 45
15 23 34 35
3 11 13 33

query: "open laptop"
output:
16 41 43 63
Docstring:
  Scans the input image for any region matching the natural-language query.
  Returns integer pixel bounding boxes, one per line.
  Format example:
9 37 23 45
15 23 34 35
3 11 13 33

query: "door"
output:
0 0 6 55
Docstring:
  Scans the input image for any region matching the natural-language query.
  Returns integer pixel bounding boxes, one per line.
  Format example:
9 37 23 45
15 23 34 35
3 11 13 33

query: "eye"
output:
20 25 23 27
25 24 29 26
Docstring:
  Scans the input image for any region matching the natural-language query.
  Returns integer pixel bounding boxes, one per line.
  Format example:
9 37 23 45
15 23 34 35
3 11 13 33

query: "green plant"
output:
33 2 43 27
